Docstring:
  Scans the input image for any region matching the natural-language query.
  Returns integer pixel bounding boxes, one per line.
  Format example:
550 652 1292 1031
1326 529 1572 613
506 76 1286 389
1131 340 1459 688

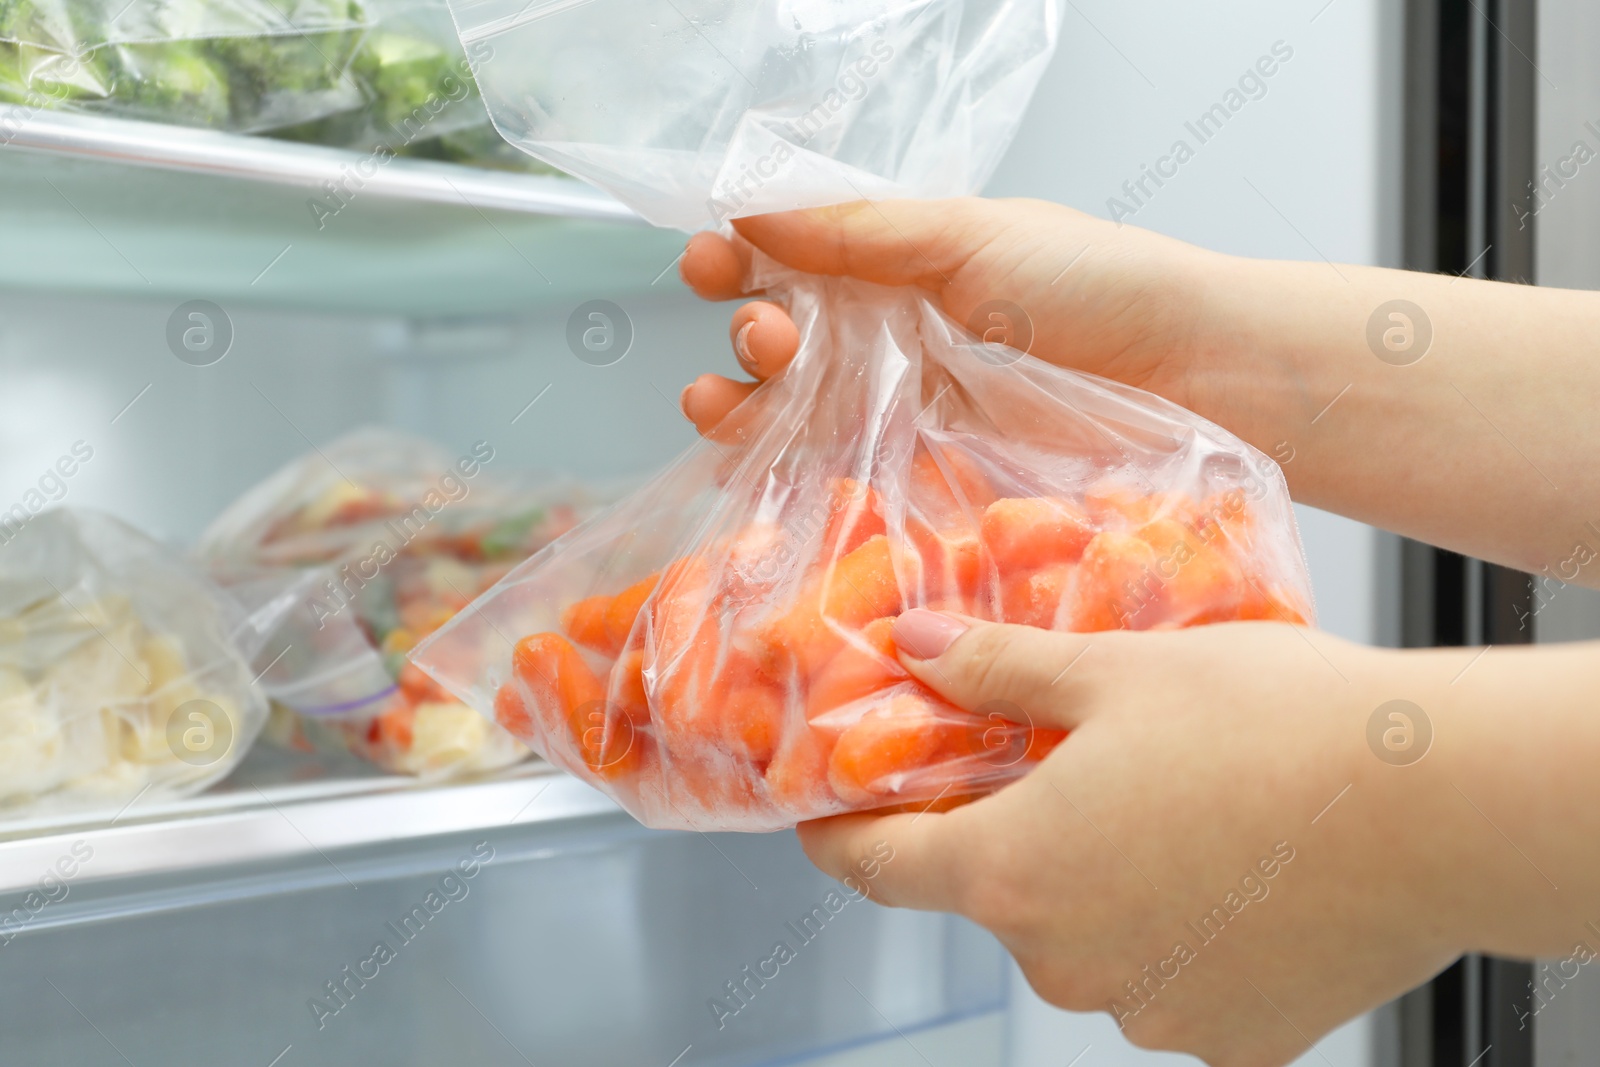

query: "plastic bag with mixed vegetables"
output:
411 0 1316 831
197 428 598 778
0 0 553 170
0 508 270 821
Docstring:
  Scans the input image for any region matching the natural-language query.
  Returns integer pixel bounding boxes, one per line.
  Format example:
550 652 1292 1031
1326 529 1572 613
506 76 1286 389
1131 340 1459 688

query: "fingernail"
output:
892 609 970 661
734 320 757 370
678 382 694 419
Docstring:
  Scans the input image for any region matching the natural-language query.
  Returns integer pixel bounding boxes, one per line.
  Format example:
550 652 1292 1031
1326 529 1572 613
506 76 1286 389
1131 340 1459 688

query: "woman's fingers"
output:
679 301 800 435
679 231 750 300
680 373 758 440
891 611 1112 731
727 301 800 379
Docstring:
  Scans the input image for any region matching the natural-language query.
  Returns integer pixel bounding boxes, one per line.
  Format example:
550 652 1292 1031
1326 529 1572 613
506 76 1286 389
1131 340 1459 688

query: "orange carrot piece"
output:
604 573 659 652
998 563 1075 629
569 697 643 780
560 593 620 656
374 701 415 752
1135 518 1240 625
758 534 902 676
397 660 443 702
511 632 637 778
827 693 957 805
1234 582 1311 626
981 497 1095 570
822 479 887 558
805 617 905 722
493 681 533 736
609 648 651 725
765 725 838 813
1069 531 1161 631
721 684 786 763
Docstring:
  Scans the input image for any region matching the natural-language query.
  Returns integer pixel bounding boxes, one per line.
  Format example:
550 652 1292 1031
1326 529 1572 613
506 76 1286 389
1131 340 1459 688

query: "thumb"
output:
890 609 1105 730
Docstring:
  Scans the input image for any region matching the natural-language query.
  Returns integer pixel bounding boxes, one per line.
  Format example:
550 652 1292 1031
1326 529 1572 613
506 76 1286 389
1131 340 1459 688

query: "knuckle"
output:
954 624 1028 702
955 624 1082 713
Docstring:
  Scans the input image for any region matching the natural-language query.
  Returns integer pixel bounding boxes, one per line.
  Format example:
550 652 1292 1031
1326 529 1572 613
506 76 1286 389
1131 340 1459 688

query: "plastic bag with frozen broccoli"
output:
0 0 550 170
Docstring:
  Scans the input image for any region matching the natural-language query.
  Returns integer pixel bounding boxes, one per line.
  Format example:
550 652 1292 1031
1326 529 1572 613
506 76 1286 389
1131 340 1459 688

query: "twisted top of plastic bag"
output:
450 0 1062 229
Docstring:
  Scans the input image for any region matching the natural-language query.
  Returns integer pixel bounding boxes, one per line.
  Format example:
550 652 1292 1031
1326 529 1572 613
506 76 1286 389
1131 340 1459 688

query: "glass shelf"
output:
0 748 614 889
0 109 688 316
0 747 1005 1067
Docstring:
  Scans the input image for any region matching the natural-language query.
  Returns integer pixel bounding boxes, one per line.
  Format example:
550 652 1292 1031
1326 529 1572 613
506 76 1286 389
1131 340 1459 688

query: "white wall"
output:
983 0 1399 1062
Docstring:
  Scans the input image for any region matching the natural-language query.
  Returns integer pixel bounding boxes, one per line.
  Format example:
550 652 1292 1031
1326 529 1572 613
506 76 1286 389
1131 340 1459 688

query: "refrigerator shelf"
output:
0 109 635 221
0 749 614 894
0 109 687 316
0 748 1005 1067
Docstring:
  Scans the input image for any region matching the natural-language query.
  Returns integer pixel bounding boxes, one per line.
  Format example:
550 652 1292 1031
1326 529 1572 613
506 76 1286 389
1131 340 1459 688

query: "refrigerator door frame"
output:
1395 1 1538 1065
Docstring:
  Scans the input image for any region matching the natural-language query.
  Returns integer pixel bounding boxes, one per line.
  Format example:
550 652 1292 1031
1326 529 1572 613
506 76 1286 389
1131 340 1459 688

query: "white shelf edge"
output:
0 106 643 223
0 765 624 893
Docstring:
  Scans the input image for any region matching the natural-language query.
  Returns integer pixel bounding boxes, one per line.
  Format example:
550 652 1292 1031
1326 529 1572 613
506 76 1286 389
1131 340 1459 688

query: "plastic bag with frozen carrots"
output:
410 252 1316 831
410 0 1312 830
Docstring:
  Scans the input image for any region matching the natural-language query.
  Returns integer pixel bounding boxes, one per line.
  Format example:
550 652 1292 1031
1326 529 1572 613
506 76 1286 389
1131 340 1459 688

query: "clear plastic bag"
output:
196 427 599 778
413 0 1314 831
0 508 269 821
0 0 554 170
1 0 368 133
452 0 1063 227
413 260 1316 831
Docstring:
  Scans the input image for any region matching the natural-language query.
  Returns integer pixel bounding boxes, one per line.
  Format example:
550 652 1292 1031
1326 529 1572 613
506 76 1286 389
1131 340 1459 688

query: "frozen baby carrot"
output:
1135 518 1240 625
827 692 958 805
805 617 905 722
765 725 837 812
758 534 902 676
999 563 1075 629
721 684 786 763
604 573 660 651
981 497 1094 570
512 632 638 779
561 593 619 656
1070 531 1161 631
822 479 887 558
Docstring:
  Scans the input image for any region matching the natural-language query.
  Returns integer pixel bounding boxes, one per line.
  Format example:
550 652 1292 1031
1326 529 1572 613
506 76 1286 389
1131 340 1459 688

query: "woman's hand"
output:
797 610 1599 1067
677 198 1229 436
678 197 1600 583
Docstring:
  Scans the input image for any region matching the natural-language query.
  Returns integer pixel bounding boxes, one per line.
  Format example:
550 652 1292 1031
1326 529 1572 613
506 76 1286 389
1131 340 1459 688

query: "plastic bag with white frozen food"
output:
0 508 268 821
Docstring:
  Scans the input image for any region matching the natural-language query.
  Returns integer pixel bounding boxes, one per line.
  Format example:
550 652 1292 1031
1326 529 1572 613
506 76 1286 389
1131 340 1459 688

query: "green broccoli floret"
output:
351 30 465 142
117 41 230 127
209 31 356 100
